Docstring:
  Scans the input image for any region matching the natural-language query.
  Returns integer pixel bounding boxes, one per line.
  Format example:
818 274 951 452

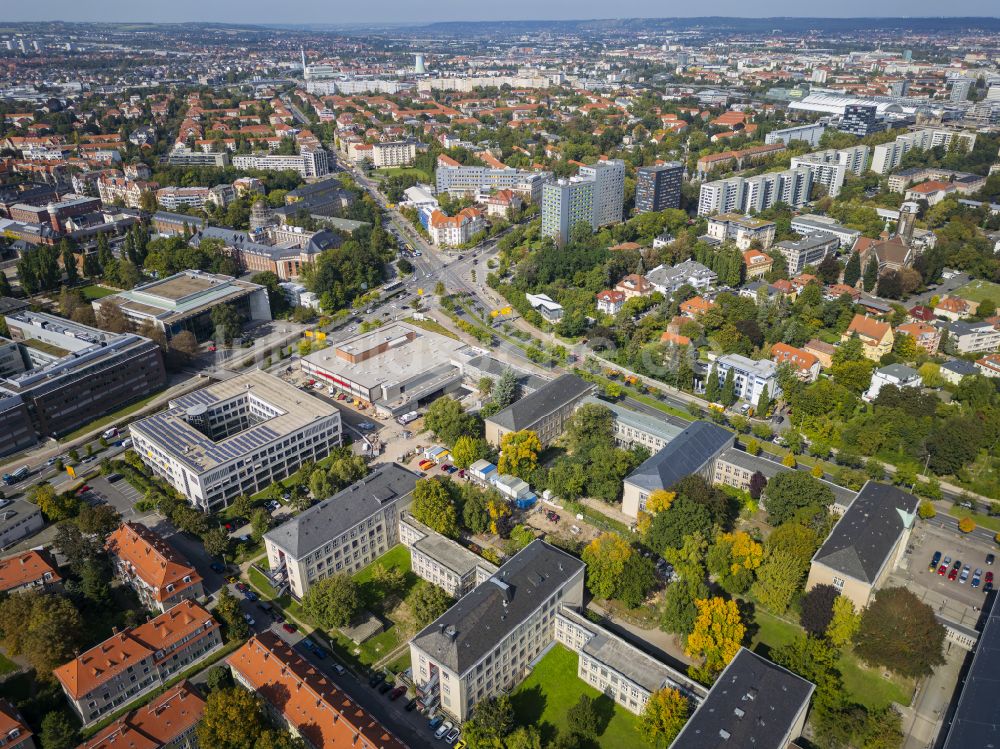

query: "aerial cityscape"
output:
0 11 998 749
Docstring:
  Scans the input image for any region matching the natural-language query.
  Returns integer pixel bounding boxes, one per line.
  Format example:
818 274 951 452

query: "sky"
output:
5 0 999 25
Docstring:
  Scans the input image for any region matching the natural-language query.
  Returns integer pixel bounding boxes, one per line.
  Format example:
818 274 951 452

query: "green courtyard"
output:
511 644 648 748
953 278 1000 305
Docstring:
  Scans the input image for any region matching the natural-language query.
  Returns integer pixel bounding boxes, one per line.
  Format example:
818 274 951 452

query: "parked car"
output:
988 554 996 566
282 622 297 634
332 663 344 675
377 681 393 695
949 567 960 581
428 716 444 731
435 721 453 740
938 564 948 576
972 572 982 589
439 463 451 472
389 685 406 701
369 672 385 688
244 590 259 602
960 565 971 584
986 572 995 585
546 510 560 523
405 698 418 712
210 562 225 573
313 646 328 659
446 728 461 744
243 613 255 626
929 551 942 572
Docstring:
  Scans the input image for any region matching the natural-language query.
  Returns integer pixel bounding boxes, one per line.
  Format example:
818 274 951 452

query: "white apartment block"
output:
410 541 585 722
790 145 869 198
697 177 745 216
871 128 977 174
698 168 812 216
541 178 594 245
399 514 497 598
713 354 781 403
130 372 341 511
232 148 329 178
264 464 419 599
156 186 210 210
764 122 827 147
373 141 417 168
579 159 625 228
435 163 549 203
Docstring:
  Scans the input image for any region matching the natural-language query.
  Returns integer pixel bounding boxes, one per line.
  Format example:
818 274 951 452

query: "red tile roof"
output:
0 699 31 747
0 550 61 593
847 314 891 343
76 681 205 749
106 523 201 603
771 343 818 372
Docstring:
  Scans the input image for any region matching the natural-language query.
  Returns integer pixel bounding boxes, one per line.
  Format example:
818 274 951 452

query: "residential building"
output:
231 148 329 178
771 343 820 382
705 213 776 250
428 207 485 247
839 104 881 136
905 180 960 206
77 681 204 749
864 363 922 402
155 186 209 210
435 162 549 203
680 296 715 318
896 322 941 355
371 140 417 168
410 541 586 722
54 601 221 725
698 168 812 216
622 421 734 518
790 214 861 249
97 270 271 342
743 249 774 280
399 513 498 598
97 175 157 209
484 373 595 447
596 289 625 315
940 358 980 385
887 167 985 194
555 607 706 715
131 371 341 511
976 352 1000 378
579 396 684 453
790 145 869 197
615 274 654 299
106 523 203 612
668 648 814 749
229 633 403 749
484 189 522 218
579 159 625 228
942 320 1000 354
695 144 785 178
805 338 837 369
843 315 894 360
635 163 683 214
775 233 839 275
0 700 33 749
300 321 467 417
934 295 974 321
806 482 920 608
541 178 593 245
871 128 977 174
765 122 827 147
0 312 165 453
0 550 60 595
264 463 420 599
524 293 564 322
713 354 781 403
646 261 717 296
0 501 44 549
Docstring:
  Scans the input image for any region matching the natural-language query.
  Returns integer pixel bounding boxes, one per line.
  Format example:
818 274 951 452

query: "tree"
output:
61 240 79 284
211 303 242 344
97 299 129 333
204 526 232 558
491 367 519 411
370 563 405 594
566 403 615 455
206 665 234 692
250 507 270 543
855 587 945 678
302 574 361 629
582 533 634 601
39 712 78 749
826 596 861 648
800 584 839 636
706 531 763 595
424 396 480 447
215 586 250 641
720 368 736 407
893 332 918 362
646 496 713 553
756 384 771 416
751 549 807 613
640 687 689 749
705 366 720 403
918 501 936 519
463 695 515 749
0 591 82 677
76 503 121 536
505 727 543 749
959 517 977 533
406 580 453 627
497 430 541 480
817 254 841 285
660 576 709 636
764 471 835 526
566 695 600 736
843 252 862 287
28 484 79 522
876 270 904 299
686 597 745 683
170 330 200 363
451 435 487 469
411 478 460 538
462 486 492 534
748 471 767 501
251 271 291 317
196 687 269 749
646 489 676 514
863 255 879 292
618 554 657 608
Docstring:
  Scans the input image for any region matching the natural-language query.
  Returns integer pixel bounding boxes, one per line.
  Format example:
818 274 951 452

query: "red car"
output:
938 564 948 575
986 572 995 584
440 463 451 472
949 568 959 581
282 622 297 634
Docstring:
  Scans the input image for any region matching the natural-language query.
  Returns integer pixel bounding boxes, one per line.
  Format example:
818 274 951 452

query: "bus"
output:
2 466 29 485
381 280 405 300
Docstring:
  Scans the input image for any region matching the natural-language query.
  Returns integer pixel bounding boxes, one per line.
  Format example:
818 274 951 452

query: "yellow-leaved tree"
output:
497 430 542 480
640 687 689 748
685 597 745 684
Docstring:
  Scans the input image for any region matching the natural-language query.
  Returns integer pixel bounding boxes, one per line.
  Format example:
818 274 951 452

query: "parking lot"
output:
891 522 994 630
83 475 144 518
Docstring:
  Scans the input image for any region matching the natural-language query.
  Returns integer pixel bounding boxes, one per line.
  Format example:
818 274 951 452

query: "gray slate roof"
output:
411 540 584 675
263 463 419 559
812 481 919 584
625 420 734 492
669 648 815 749
486 373 594 433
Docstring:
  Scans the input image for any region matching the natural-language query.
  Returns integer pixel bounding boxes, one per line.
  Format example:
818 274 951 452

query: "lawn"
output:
750 609 801 656
406 315 460 340
953 278 1000 305
948 504 1000 532
248 566 278 598
511 644 649 748
373 166 431 181
79 284 116 301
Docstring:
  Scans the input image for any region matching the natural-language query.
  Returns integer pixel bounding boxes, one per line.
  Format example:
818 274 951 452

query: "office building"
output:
622 421 734 518
484 373 595 447
871 128 977 174
54 600 221 725
301 321 468 417
713 354 781 404
372 140 417 169
541 178 593 246
232 148 329 178
0 312 165 454
774 233 839 275
669 648 814 749
839 104 882 136
410 541 586 722
950 77 973 102
705 214 776 250
806 482 919 608
790 145 869 198
789 214 861 248
130 371 341 511
229 633 403 749
78 681 204 749
98 270 271 342
400 513 498 598
764 122 827 147
635 162 683 214
0 550 61 595
698 168 812 216
265 463 420 599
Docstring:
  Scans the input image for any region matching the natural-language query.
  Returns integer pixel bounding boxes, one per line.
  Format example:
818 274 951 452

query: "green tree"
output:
640 687 689 749
250 507 270 543
826 595 861 648
39 712 78 749
196 687 269 749
566 695 601 736
764 471 835 526
751 549 807 613
843 251 862 287
215 586 250 641
451 435 488 469
424 396 480 447
800 584 839 636
61 239 78 284
756 384 771 416
490 367 519 411
863 255 879 292
302 574 361 629
720 368 736 407
0 591 82 678
461 486 493 534
211 303 242 344
705 366 720 403
406 580 453 627
411 478 460 537
660 576 709 636
855 587 945 678
646 496 714 553
203 527 231 558
565 403 615 455
497 430 541 480
462 695 515 749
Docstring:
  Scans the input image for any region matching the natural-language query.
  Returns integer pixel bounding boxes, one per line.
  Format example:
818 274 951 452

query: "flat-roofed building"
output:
484 373 595 447
130 371 341 511
705 213 776 250
410 540 586 722
76 681 204 749
790 214 862 249
54 601 221 725
106 523 204 613
578 396 684 453
301 321 468 417
0 549 61 595
229 633 403 749
265 463 420 599
0 501 44 550
97 270 271 342
372 140 417 168
399 513 498 598
806 482 919 608
713 354 781 404
775 233 839 275
668 648 814 749
622 421 734 518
